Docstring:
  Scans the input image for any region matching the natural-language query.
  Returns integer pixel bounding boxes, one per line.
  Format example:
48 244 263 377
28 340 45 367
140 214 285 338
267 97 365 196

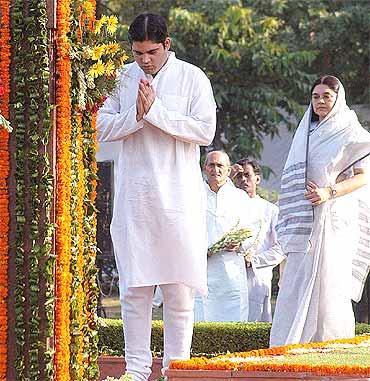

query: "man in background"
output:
232 159 285 322
196 151 250 322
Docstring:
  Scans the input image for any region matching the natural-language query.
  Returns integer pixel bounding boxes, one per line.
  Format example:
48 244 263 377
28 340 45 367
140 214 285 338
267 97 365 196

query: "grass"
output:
266 347 370 367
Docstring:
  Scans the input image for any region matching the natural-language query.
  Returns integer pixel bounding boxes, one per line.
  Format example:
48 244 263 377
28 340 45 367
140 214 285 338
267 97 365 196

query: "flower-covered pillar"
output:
0 0 127 379
54 1 127 379
0 1 11 379
6 0 55 379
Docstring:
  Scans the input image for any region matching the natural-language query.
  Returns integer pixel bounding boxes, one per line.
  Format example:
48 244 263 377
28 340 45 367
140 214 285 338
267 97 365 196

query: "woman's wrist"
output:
328 184 338 199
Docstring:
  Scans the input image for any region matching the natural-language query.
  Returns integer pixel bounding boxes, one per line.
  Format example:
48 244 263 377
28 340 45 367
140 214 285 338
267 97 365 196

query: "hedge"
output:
98 318 370 357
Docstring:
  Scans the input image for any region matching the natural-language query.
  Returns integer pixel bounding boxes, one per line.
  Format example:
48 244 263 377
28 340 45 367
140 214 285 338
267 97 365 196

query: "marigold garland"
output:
1 0 113 378
0 0 11 379
1 0 101 379
170 335 370 375
55 0 73 379
69 2 100 379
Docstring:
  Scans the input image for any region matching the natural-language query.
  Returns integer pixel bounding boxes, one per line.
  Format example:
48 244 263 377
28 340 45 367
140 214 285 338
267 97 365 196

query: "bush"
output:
98 318 370 357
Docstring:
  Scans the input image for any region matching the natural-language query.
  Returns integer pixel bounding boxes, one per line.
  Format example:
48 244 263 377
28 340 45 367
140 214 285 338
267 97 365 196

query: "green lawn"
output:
266 347 370 367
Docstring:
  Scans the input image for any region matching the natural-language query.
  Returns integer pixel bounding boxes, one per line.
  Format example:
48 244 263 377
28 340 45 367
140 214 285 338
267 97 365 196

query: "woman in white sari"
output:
270 75 370 347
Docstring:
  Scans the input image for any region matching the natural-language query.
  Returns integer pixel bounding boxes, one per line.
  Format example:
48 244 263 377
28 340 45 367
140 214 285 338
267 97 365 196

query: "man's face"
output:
234 164 260 197
132 38 171 75
204 152 230 189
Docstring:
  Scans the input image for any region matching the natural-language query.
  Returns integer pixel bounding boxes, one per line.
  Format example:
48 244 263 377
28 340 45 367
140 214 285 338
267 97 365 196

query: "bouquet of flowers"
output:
71 3 129 112
208 220 252 256
239 219 262 265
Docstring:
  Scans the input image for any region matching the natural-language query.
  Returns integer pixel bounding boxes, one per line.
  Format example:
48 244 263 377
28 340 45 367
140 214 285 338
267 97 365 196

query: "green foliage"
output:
99 0 368 164
11 0 54 378
108 0 315 162
81 114 100 380
169 2 315 162
355 323 370 336
257 186 279 203
253 0 369 104
191 321 271 356
98 318 370 357
97 0 194 21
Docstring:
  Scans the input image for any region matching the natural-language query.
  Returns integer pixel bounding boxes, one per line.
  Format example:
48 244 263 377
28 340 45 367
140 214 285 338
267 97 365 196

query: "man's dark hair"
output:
236 158 261 176
128 12 168 45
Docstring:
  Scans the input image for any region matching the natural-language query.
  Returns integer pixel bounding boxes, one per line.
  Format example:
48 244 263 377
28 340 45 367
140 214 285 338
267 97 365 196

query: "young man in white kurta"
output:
97 13 216 381
232 159 285 322
194 151 250 322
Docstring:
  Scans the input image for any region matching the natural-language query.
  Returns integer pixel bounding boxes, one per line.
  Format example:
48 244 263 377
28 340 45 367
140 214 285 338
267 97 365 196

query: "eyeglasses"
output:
311 93 336 103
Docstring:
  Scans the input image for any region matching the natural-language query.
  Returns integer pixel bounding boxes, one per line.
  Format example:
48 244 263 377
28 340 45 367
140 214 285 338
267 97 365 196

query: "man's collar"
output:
204 178 234 194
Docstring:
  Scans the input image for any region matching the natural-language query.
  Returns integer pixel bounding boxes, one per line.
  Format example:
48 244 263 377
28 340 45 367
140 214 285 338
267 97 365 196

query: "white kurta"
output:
243 196 285 322
195 180 250 322
97 52 216 295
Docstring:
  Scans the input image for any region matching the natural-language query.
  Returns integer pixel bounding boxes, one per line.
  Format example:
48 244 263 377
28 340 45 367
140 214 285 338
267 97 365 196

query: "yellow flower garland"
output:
76 125 86 379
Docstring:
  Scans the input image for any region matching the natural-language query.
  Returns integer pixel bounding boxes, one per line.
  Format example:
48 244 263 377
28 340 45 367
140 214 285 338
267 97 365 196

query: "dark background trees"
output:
96 0 369 163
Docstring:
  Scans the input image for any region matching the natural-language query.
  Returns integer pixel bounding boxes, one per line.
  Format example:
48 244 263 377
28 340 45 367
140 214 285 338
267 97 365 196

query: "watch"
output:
329 184 338 199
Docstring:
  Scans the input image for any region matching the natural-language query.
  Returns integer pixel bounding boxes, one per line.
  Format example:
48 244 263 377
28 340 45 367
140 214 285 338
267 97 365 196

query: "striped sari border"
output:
277 227 312 237
281 171 306 186
282 161 306 176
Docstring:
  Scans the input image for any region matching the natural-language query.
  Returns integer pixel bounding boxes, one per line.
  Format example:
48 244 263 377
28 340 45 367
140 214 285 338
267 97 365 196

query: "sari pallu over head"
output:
277 77 370 302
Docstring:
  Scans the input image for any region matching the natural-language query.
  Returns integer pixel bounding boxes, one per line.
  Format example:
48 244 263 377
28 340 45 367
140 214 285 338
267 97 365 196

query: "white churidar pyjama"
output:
121 284 194 381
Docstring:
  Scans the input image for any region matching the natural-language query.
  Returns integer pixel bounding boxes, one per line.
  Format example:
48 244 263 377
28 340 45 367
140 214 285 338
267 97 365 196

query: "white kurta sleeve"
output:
251 206 286 270
143 74 216 146
252 243 286 269
97 85 144 142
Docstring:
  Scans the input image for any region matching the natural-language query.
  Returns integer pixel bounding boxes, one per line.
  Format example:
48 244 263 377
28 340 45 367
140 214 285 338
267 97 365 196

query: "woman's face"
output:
311 84 337 121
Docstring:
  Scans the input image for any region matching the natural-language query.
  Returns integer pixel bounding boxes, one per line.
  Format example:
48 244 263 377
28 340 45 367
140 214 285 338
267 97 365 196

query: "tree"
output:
169 1 316 161
249 0 369 104
96 0 368 162
96 0 195 21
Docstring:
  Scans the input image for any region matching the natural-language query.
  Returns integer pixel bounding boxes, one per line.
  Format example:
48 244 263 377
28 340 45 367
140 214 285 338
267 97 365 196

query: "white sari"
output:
270 79 370 346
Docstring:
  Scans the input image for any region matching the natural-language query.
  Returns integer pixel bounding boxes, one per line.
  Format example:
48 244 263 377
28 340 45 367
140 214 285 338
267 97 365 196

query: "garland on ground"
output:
170 335 370 375
0 1 10 379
